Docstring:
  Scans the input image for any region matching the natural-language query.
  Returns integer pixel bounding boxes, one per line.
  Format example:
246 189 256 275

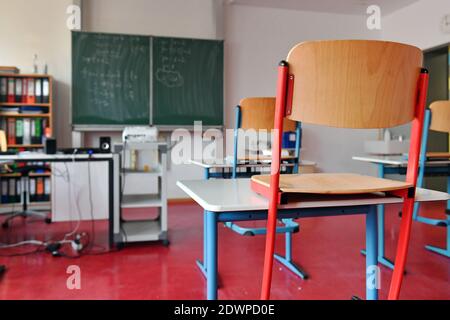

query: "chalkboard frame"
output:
71 31 224 130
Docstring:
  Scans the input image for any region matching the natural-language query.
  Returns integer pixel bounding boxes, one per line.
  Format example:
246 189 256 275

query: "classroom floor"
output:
0 201 448 300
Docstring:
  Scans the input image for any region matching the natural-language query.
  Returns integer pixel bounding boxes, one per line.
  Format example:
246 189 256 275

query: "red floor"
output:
0 201 448 300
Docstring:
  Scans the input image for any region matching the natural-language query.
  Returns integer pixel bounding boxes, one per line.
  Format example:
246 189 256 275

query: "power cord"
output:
0 150 122 258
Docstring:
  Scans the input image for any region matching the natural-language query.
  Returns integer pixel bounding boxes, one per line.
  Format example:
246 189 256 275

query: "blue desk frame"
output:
361 109 450 266
203 204 379 300
196 105 308 280
196 164 308 281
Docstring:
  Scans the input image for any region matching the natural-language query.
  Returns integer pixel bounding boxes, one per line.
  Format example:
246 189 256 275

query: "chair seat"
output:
426 152 450 159
251 173 412 194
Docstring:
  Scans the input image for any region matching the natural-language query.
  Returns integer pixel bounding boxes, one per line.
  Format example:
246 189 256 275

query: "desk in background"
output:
353 155 450 260
189 159 316 180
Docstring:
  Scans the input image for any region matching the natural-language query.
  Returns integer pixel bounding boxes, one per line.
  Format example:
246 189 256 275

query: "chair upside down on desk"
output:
250 40 429 300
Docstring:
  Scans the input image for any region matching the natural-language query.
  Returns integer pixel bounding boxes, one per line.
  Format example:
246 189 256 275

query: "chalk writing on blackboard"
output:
155 38 191 88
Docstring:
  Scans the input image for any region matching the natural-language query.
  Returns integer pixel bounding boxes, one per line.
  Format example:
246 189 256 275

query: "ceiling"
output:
228 0 420 15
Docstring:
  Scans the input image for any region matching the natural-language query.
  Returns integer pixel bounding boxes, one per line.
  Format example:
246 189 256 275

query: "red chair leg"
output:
261 201 279 300
260 61 289 300
388 197 414 300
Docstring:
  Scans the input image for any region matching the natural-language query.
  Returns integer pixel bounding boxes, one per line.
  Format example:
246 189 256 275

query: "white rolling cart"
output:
114 140 169 246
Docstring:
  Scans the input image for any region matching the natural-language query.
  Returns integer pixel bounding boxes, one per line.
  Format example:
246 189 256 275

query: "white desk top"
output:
177 178 450 212
189 159 316 169
352 155 450 167
0 153 114 162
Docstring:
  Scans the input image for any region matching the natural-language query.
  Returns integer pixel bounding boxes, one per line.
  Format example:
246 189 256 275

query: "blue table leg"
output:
196 168 211 277
448 176 450 213
196 211 208 278
424 176 450 258
274 220 308 279
366 205 379 300
361 164 395 270
204 167 210 180
206 211 218 300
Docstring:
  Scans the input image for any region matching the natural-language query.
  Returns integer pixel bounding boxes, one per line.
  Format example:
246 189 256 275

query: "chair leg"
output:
2 210 50 228
388 198 414 300
273 231 308 279
260 202 279 300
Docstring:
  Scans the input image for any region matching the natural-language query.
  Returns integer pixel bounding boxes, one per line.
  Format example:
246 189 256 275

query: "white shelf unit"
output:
115 141 169 245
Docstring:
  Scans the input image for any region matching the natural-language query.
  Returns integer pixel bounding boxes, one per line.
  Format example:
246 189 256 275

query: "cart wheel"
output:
243 231 255 236
162 239 170 247
2 222 9 229
116 242 125 250
45 218 52 224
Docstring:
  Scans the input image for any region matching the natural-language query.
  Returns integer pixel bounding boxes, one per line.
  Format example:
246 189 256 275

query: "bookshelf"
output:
0 72 54 210
0 73 53 151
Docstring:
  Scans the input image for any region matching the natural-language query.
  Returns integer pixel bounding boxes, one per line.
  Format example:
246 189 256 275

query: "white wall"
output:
382 0 450 50
83 0 222 38
0 0 74 147
380 0 450 139
224 4 381 174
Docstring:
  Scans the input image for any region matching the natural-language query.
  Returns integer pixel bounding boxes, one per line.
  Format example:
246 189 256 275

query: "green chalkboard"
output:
72 32 223 127
72 32 150 125
152 37 223 126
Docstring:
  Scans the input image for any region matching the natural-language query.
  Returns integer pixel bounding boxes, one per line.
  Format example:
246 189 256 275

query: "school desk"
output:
190 158 316 280
0 152 121 247
353 154 450 260
177 178 449 300
189 159 316 179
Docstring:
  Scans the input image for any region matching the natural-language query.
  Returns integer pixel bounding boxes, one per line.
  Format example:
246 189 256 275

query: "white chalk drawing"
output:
156 68 184 88
155 39 191 88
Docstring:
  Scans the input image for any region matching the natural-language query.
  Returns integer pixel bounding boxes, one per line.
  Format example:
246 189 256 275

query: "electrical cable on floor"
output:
0 150 125 258
83 153 108 255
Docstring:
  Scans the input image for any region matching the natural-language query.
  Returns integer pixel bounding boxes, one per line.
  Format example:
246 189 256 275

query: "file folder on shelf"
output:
35 78 42 103
22 78 28 103
7 118 15 145
42 78 49 103
7 78 14 103
44 177 50 202
15 78 22 102
29 177 36 202
27 78 35 104
1 179 8 203
15 118 23 145
0 78 7 102
23 118 31 145
31 118 42 145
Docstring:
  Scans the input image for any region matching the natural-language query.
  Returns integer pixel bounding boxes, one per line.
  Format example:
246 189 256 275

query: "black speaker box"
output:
45 138 57 154
99 137 111 153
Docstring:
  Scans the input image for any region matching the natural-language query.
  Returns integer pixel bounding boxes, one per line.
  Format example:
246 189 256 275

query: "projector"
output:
122 126 158 143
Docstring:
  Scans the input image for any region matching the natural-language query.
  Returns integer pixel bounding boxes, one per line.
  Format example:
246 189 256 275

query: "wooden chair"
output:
233 97 299 178
427 101 450 159
230 97 308 279
413 100 450 257
250 40 428 300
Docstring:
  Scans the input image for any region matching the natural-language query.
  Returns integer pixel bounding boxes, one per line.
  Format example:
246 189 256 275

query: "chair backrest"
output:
0 130 6 152
285 40 423 128
240 97 297 131
429 101 450 133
